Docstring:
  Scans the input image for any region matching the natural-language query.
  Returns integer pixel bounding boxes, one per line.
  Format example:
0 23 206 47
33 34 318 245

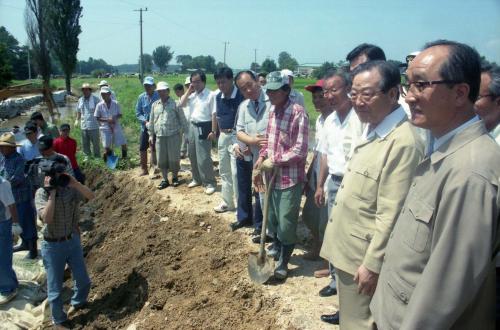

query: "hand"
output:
207 132 216 141
314 187 325 207
188 84 195 94
107 118 114 124
253 134 267 147
252 169 265 193
259 158 274 173
44 176 52 188
253 156 264 170
233 144 244 159
354 265 379 296
12 223 23 236
148 137 153 146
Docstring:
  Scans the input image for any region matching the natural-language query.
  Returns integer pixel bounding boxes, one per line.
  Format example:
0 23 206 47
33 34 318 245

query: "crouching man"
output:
35 156 95 328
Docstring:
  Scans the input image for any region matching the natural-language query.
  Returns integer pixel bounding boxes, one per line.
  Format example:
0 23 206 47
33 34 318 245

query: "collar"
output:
433 116 479 151
195 88 209 97
491 124 500 140
330 108 355 127
430 119 487 164
221 86 238 99
363 105 407 140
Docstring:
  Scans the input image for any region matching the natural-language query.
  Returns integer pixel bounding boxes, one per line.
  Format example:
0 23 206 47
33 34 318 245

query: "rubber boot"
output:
13 239 28 253
274 244 294 280
122 148 128 159
27 239 38 259
267 235 281 261
139 151 148 175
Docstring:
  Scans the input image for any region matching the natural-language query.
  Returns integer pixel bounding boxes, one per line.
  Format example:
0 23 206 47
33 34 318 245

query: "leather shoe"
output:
229 221 251 232
251 234 273 244
320 312 339 325
319 285 337 297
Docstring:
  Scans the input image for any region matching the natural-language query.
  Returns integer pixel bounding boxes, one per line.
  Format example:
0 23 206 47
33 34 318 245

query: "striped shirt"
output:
0 152 31 203
259 99 308 190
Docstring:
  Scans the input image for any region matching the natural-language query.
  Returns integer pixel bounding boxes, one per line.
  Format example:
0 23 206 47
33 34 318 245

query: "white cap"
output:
281 69 294 78
143 76 154 85
100 86 111 94
156 81 169 91
184 76 191 85
98 80 108 86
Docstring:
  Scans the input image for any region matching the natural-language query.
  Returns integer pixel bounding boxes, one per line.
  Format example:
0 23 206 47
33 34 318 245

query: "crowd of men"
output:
0 39 499 329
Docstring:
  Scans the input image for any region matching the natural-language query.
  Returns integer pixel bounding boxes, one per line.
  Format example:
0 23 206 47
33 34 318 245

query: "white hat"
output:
143 76 154 85
98 80 108 86
184 76 191 85
100 86 111 94
281 69 294 78
156 81 169 91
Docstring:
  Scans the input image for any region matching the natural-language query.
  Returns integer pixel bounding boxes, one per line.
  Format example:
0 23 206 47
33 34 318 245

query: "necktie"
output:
254 100 259 113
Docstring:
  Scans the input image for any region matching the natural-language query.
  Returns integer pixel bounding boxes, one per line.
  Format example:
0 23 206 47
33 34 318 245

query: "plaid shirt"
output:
0 152 31 203
148 97 188 137
259 100 308 190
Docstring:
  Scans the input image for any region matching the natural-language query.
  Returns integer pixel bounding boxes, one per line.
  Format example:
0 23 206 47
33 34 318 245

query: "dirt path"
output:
71 161 339 329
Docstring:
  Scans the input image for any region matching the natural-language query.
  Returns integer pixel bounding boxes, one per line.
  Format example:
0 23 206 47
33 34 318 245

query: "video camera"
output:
26 155 70 190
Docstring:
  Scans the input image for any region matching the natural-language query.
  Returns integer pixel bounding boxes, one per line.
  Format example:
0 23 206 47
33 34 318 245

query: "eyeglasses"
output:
349 90 383 103
401 80 460 96
322 86 346 96
476 94 494 101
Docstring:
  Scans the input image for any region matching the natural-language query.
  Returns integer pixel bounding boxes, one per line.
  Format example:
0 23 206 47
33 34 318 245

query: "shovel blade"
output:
106 154 119 170
248 252 274 284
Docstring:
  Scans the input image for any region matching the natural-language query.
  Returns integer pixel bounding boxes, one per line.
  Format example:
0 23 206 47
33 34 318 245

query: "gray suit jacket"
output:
370 121 500 329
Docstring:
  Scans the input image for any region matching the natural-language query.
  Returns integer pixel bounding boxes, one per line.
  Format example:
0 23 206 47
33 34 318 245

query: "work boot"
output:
122 148 128 159
27 239 38 259
13 239 28 253
267 235 281 261
274 244 294 280
139 151 148 175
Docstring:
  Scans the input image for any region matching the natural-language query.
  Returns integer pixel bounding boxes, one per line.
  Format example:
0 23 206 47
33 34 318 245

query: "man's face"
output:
60 129 70 137
190 74 205 93
323 76 349 110
266 88 288 107
101 92 111 103
475 72 500 131
312 89 328 112
82 88 91 97
174 88 184 98
216 77 234 96
158 89 170 100
144 84 155 95
236 73 261 101
25 130 37 141
405 46 462 135
349 53 368 71
258 76 266 86
351 68 395 125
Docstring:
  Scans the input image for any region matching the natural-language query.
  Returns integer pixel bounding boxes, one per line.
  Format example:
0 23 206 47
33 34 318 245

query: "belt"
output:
220 128 233 133
330 174 343 182
44 234 72 243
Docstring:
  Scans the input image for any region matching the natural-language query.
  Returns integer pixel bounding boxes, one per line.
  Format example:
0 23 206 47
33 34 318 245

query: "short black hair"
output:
481 62 500 98
235 70 257 83
214 67 234 80
173 83 184 91
24 121 38 133
423 40 481 103
324 67 351 86
346 43 386 62
38 135 53 150
30 111 44 121
190 70 206 83
257 72 267 78
351 60 400 93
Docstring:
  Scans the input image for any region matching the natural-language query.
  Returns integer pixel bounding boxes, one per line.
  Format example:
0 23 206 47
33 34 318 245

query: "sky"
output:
1 0 499 69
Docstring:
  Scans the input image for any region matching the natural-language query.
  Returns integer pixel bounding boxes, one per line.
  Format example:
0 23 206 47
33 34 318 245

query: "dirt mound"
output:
69 169 280 329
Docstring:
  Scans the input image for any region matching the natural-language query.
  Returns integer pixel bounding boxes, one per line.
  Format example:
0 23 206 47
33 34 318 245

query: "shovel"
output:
248 168 277 284
106 123 119 170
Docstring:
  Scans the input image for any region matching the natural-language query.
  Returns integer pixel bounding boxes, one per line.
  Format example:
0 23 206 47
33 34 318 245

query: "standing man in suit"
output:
371 40 500 330
320 60 424 328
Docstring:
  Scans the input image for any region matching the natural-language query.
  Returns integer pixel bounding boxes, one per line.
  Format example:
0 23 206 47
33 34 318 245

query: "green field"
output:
24 75 317 166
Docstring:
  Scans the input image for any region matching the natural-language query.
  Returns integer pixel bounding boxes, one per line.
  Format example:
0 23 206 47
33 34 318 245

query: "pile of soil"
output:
69 169 281 329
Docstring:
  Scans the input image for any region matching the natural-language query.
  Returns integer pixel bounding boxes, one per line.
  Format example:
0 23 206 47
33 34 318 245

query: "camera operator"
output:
35 157 95 328
38 135 74 176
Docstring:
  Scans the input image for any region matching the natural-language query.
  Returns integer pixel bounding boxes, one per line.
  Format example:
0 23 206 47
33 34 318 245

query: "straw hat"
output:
0 132 21 147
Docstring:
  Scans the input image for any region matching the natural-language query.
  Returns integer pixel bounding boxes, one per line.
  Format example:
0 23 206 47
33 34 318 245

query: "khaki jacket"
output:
370 121 500 330
148 98 188 137
320 114 424 275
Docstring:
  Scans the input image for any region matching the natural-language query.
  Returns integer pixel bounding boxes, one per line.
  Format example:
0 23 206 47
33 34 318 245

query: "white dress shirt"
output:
188 87 215 123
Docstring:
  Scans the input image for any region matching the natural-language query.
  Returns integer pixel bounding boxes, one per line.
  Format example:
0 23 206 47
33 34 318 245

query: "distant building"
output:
296 63 323 77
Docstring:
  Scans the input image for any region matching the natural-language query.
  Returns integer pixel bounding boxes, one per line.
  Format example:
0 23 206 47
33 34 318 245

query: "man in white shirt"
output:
180 70 217 195
475 62 500 143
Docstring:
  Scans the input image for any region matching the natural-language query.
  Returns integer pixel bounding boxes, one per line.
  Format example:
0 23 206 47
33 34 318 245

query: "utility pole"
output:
223 41 229 66
254 48 257 65
27 47 31 80
134 7 148 82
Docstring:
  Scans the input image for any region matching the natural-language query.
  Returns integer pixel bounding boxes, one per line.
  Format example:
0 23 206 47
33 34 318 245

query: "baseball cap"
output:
264 71 290 91
24 123 37 134
184 76 191 85
305 79 324 93
98 80 108 86
60 123 70 131
156 81 169 91
143 76 155 85
100 86 111 94
281 69 294 78
38 135 53 151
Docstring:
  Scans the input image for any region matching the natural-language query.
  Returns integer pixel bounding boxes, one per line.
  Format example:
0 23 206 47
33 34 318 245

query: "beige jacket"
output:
370 121 500 330
320 109 424 275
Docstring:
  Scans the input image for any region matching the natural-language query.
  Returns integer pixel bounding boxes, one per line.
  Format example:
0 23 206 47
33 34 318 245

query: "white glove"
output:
12 223 23 236
74 119 80 127
259 158 274 173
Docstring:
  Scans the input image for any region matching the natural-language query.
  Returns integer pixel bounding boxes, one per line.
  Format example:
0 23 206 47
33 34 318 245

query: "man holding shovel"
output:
254 71 308 280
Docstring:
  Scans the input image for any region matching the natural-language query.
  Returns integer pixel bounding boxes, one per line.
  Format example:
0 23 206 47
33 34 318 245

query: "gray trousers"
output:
81 129 100 157
188 123 216 186
327 175 343 289
156 134 181 180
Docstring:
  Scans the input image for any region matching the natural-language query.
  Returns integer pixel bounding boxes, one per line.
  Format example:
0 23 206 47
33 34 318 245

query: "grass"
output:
18 75 317 169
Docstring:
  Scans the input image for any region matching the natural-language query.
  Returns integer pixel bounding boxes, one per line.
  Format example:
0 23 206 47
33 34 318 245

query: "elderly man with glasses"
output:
320 61 424 329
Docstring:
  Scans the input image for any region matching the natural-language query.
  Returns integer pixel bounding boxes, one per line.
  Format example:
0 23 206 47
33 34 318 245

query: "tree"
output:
0 43 13 88
261 58 277 73
312 61 337 79
26 0 56 115
176 54 192 72
278 51 298 71
46 0 82 93
250 62 260 72
152 45 173 73
0 26 33 80
139 53 153 73
190 55 216 73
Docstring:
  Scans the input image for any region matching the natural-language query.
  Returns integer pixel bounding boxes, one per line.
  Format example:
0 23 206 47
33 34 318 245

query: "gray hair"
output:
482 63 500 97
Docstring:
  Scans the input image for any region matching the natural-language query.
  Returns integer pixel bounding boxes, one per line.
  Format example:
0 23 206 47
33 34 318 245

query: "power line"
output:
133 7 148 82
223 41 229 66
